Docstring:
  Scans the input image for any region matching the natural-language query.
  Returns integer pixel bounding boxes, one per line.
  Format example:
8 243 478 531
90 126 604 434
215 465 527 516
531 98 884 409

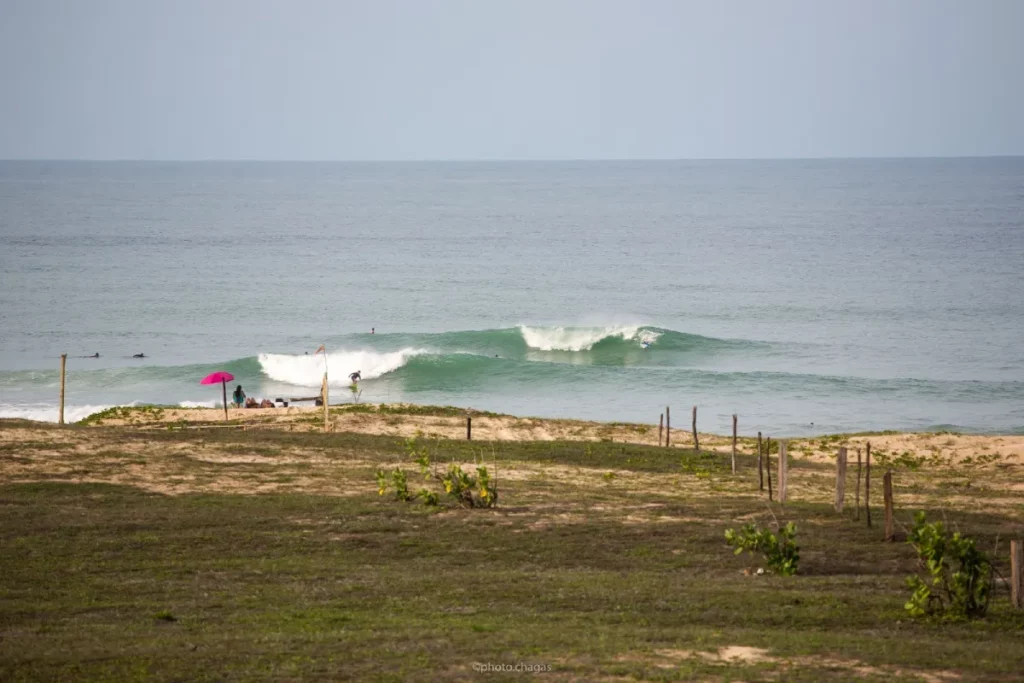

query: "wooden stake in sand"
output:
321 373 329 432
658 413 663 447
757 431 764 491
883 470 895 541
865 442 872 528
1012 540 1023 609
778 440 788 503
666 406 671 447
692 405 699 452
855 448 862 521
765 437 773 501
731 414 737 474
835 447 848 513
467 416 472 441
58 353 67 425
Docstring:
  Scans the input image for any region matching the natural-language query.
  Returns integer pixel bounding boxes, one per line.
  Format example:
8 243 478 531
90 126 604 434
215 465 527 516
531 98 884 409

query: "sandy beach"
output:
82 403 1024 466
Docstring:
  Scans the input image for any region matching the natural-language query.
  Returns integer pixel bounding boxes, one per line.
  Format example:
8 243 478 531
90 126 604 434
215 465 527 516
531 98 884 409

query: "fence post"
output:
757 432 764 490
865 442 872 528
766 437 773 501
666 406 671 447
855 447 862 521
778 440 788 503
835 447 847 512
883 470 894 541
692 405 698 452
731 414 737 474
658 414 663 447
467 416 472 441
1012 540 1023 609
58 354 67 425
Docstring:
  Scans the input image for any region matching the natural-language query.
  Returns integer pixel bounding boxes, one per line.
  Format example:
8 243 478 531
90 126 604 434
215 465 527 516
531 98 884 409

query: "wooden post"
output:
865 442 872 528
835 447 847 513
855 448 862 521
1012 540 1023 609
665 406 671 448
778 440 788 503
757 431 763 490
467 416 472 441
731 414 737 474
58 354 67 425
222 379 228 421
658 414 663 447
692 405 698 452
765 437 773 501
883 470 894 541
322 374 330 432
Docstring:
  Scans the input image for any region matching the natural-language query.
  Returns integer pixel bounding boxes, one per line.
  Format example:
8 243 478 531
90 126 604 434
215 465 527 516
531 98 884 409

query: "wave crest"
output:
258 348 426 387
518 325 654 351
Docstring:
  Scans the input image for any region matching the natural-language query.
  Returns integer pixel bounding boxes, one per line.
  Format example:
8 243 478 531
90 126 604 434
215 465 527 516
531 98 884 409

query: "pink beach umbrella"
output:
200 371 235 421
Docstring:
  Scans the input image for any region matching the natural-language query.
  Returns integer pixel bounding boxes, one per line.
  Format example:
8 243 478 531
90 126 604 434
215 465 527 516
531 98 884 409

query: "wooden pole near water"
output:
665 406 671 447
658 414 663 447
731 414 737 474
865 442 872 528
467 416 472 441
765 437 773 501
58 354 67 425
322 373 330 432
778 440 788 503
883 470 895 541
855 448 862 521
757 432 763 490
1011 540 1023 609
692 405 699 452
222 380 229 421
835 447 848 513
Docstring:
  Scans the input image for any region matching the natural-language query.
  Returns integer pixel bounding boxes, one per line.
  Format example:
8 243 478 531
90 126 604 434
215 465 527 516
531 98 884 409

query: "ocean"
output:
1 158 1022 435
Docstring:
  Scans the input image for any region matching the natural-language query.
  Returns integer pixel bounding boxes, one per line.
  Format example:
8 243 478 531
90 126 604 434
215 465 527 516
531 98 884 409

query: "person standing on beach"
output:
232 385 246 408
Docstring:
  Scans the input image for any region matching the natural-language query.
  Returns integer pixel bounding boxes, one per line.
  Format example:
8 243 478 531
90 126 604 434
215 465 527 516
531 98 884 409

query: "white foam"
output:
258 348 426 388
178 400 218 409
0 403 125 424
518 325 644 351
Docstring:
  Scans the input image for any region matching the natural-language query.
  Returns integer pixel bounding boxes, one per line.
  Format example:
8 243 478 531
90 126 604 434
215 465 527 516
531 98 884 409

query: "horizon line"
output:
2 154 1023 163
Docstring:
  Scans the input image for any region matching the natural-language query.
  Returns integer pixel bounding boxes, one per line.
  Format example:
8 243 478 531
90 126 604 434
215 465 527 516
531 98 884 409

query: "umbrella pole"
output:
222 379 228 421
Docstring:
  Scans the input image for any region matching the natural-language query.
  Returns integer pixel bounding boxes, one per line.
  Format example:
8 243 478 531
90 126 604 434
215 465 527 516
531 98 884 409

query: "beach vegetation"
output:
904 512 992 620
724 522 800 576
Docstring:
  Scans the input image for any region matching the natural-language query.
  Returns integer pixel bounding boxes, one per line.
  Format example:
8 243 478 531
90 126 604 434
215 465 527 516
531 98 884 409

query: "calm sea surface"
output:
1 159 1022 434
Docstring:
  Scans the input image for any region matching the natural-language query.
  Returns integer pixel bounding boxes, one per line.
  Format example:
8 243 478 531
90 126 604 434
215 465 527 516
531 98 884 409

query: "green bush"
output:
724 522 799 576
905 512 991 619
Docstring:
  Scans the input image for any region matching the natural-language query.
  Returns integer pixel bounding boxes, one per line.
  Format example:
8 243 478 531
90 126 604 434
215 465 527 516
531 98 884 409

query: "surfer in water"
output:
349 371 362 384
132 353 145 359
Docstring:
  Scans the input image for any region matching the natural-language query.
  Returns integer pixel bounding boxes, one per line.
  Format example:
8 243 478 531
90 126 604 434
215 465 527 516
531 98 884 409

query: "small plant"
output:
417 488 438 506
375 469 389 496
904 512 992 619
476 466 497 507
390 468 412 501
724 522 799 576
441 464 476 507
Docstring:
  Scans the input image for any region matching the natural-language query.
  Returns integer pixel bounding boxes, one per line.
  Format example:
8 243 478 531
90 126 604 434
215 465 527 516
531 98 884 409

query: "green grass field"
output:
1 417 1022 681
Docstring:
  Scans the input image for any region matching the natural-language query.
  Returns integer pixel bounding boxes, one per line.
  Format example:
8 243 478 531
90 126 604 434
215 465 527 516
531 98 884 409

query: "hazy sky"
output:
1 0 1022 160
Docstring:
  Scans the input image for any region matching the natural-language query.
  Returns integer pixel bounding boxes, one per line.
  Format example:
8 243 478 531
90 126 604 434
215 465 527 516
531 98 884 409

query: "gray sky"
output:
1 0 1022 160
